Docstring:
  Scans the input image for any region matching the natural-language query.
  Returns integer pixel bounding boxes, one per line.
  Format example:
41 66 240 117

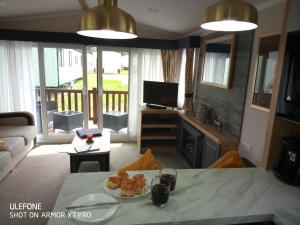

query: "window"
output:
68 51 72 66
58 49 64 67
75 55 78 64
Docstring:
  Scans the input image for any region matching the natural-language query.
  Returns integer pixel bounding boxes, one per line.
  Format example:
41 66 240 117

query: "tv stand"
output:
137 106 240 168
146 104 167 110
138 108 179 154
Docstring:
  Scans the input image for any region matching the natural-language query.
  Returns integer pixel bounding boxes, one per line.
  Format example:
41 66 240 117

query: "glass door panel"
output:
101 50 129 135
43 47 85 136
86 46 99 129
32 46 43 135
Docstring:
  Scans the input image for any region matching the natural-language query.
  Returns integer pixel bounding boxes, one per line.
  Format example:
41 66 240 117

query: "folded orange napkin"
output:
0 139 5 149
209 150 245 168
118 149 162 171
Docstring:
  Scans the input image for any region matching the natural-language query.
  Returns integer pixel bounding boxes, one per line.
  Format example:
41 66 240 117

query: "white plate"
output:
68 193 119 225
103 173 151 199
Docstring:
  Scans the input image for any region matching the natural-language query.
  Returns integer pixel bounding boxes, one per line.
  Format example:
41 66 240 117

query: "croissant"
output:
106 176 121 189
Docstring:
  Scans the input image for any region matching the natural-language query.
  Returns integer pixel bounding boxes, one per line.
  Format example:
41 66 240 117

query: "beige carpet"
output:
0 143 186 225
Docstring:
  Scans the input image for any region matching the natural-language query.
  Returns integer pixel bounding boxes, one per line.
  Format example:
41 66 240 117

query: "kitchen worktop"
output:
48 168 300 225
179 112 239 147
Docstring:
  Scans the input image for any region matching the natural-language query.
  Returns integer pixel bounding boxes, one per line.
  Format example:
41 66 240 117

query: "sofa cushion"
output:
0 137 25 158
0 138 5 149
0 151 11 171
209 150 245 168
118 149 162 172
0 126 36 145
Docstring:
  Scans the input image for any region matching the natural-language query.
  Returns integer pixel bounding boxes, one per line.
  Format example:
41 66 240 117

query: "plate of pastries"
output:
103 171 150 198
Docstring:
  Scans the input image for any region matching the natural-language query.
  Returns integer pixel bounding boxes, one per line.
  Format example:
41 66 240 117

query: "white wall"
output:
0 13 180 40
239 2 286 166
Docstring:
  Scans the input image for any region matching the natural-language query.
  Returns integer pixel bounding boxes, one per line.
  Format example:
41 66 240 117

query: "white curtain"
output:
0 41 37 119
128 48 164 136
177 49 186 108
203 52 228 85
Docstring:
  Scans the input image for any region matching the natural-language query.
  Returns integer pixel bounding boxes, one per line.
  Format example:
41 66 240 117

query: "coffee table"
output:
69 131 110 173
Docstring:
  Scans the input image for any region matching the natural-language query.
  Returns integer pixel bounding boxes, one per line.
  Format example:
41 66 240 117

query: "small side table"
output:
53 110 83 132
103 111 128 131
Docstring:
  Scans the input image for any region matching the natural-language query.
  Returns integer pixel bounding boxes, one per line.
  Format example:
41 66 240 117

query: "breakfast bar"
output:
47 168 300 225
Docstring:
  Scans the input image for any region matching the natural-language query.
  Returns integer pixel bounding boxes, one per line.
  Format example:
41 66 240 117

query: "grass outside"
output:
73 73 128 91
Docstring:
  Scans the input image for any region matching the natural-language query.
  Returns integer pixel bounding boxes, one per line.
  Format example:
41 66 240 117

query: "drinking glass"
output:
151 176 170 207
159 168 177 192
87 133 93 141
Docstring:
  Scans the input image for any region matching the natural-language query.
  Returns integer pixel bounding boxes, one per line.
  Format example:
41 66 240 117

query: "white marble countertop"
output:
47 168 300 225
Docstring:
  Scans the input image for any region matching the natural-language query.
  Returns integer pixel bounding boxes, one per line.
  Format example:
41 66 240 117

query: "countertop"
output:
179 112 239 147
48 168 300 225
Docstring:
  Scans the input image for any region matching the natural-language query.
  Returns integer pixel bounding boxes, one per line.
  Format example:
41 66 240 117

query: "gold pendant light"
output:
201 0 258 32
77 0 137 39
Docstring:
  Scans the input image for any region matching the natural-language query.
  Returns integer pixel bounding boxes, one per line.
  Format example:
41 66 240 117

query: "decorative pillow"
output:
118 149 162 171
0 139 5 150
209 150 245 168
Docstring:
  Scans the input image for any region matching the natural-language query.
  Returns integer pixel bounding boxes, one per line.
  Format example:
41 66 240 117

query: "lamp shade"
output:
77 0 137 39
201 0 258 32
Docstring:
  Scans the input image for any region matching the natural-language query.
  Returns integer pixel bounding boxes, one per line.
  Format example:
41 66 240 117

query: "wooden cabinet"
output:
178 114 240 168
179 120 203 168
202 136 220 168
179 120 221 168
137 107 239 166
138 109 179 153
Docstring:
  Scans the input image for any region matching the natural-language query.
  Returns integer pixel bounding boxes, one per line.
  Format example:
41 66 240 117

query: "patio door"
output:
37 43 89 142
98 47 131 141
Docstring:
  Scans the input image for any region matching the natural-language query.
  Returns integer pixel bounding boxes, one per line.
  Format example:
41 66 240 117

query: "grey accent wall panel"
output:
194 31 254 138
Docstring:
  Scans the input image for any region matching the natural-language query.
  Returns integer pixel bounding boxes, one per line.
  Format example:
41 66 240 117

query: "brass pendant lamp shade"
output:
201 0 258 32
77 0 137 39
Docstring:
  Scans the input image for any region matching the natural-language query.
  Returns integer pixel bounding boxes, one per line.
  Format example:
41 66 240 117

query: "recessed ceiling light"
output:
148 8 159 13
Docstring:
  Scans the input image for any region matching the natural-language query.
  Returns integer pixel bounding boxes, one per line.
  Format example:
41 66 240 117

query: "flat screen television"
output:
143 81 178 108
277 30 300 123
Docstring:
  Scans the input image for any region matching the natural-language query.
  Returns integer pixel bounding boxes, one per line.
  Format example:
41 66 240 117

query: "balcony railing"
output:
35 88 128 124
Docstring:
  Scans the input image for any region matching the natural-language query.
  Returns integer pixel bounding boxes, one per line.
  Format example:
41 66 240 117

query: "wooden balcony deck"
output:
36 88 128 124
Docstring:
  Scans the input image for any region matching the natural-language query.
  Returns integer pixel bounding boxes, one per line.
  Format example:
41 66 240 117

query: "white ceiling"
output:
0 0 284 36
